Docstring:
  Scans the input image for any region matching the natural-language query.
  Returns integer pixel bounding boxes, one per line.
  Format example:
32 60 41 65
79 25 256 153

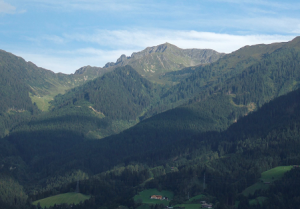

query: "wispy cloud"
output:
61 29 295 53
19 0 195 18
213 0 300 10
26 0 141 12
0 0 16 14
25 35 66 45
233 17 300 34
13 30 295 74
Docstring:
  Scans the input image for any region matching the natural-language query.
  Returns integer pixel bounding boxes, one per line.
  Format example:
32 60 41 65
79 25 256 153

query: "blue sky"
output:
0 0 299 74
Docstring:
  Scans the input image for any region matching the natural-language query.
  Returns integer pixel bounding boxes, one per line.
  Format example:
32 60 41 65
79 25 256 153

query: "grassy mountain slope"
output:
0 50 112 137
0 50 112 112
104 43 224 84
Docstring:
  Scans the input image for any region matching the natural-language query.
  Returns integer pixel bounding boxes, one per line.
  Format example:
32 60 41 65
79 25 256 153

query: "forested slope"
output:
1 38 300 209
150 37 299 115
14 78 300 209
4 37 300 183
0 50 110 138
145 86 300 209
51 65 160 120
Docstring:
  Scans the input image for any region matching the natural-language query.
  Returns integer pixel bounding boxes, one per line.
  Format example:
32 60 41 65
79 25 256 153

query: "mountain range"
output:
1 37 300 209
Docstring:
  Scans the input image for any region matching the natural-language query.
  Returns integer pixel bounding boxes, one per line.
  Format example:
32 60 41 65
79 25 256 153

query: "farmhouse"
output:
150 195 163 200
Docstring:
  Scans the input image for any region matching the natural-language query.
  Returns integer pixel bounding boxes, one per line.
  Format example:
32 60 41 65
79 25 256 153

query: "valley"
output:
1 38 300 209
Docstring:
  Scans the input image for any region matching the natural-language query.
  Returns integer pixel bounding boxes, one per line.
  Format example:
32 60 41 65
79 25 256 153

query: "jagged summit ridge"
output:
104 42 221 68
102 43 224 83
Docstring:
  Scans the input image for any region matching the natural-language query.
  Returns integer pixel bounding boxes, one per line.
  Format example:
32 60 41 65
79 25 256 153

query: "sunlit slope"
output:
104 43 224 84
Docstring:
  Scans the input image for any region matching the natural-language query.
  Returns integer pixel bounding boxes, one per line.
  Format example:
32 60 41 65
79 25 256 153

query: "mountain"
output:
0 50 114 138
74 65 112 78
2 37 300 208
8 65 161 144
103 43 225 84
145 37 300 117
5 36 300 162
53 65 159 121
4 37 300 176
0 42 223 139
3 71 300 209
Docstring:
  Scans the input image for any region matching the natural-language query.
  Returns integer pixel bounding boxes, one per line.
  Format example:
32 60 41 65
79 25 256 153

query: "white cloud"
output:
12 30 296 74
0 0 16 14
62 29 295 53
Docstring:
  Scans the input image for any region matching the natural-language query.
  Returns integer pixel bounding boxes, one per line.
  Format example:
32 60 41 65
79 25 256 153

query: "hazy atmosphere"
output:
1 0 299 73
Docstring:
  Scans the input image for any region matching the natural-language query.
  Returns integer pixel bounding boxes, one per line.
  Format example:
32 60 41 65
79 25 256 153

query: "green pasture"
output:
29 84 71 112
242 166 293 196
30 94 53 112
134 189 173 206
174 204 203 209
32 192 91 208
187 194 206 203
261 166 293 182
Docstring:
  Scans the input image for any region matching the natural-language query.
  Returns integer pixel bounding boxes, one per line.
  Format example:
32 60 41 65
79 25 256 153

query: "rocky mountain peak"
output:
116 54 129 64
103 43 180 68
74 65 93 75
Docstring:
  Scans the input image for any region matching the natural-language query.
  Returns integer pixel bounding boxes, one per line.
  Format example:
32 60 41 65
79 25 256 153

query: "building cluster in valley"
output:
150 195 169 200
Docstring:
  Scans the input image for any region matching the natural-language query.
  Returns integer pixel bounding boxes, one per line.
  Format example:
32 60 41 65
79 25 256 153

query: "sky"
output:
0 0 299 74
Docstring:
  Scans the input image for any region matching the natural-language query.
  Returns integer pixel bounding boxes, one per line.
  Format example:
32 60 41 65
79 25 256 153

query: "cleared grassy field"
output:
242 166 293 196
261 166 293 182
30 94 53 112
187 194 206 203
32 192 91 208
134 189 173 206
